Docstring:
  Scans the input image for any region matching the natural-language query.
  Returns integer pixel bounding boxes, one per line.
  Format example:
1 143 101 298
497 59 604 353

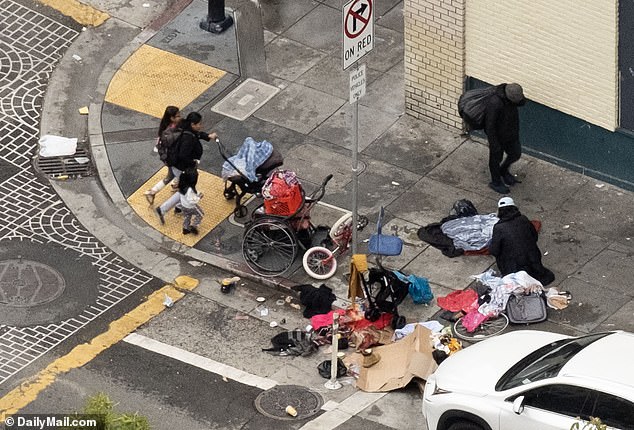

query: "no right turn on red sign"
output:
342 0 374 70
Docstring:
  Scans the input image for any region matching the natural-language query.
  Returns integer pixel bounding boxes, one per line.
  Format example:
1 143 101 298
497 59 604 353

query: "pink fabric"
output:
461 310 489 332
310 309 346 330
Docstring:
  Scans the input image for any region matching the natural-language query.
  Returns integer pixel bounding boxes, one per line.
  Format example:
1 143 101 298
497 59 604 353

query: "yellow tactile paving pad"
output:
37 0 109 27
105 45 226 118
129 167 236 246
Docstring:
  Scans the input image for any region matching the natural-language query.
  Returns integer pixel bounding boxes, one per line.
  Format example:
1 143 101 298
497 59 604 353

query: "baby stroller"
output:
361 265 410 330
219 137 284 217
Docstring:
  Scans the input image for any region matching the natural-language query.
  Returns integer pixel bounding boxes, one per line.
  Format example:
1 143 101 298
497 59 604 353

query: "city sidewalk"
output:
85 0 634 337
89 0 634 332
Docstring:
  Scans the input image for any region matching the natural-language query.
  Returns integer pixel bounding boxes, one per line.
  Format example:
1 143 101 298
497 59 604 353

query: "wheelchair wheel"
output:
242 218 298 277
302 246 337 280
453 313 509 342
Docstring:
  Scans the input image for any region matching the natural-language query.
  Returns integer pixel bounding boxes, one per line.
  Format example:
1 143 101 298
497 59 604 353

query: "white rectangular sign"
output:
349 64 366 104
342 0 374 70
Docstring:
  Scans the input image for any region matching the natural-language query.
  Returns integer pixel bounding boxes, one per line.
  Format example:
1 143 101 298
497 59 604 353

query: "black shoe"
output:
174 207 182 214
489 181 510 194
189 226 199 235
155 208 165 225
182 228 191 235
502 172 521 186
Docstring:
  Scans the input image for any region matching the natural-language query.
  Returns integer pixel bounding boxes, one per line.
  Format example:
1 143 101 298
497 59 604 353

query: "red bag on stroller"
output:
262 170 304 216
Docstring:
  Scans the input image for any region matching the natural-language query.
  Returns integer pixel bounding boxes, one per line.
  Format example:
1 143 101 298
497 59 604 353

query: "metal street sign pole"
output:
351 65 359 255
343 0 372 254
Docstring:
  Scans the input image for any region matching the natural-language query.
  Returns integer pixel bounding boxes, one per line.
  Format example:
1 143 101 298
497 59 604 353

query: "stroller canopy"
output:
221 137 273 182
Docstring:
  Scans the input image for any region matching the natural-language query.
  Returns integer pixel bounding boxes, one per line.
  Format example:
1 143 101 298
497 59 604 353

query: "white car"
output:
423 330 634 430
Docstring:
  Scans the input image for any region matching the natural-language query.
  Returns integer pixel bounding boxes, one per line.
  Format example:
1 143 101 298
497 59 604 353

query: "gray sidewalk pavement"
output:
83 0 634 335
36 0 634 427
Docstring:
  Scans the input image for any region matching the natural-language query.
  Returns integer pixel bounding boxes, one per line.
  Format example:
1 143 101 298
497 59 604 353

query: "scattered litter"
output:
362 238 369 243
187 260 206 267
276 299 285 306
56 175 69 180
595 183 605 188
289 303 301 309
222 376 228 382
578 302 583 306
81 27 87 32
562 224 570 229
257 305 269 317
285 296 293 303
256 296 266 302
78 106 89 115
234 313 249 320
543 251 549 256
391 181 400 186
285 405 297 417
39 135 77 157
269 321 278 328
72 54 82 61
280 318 286 324
627 237 631 241
163 294 174 308
74 157 90 164
142 2 150 6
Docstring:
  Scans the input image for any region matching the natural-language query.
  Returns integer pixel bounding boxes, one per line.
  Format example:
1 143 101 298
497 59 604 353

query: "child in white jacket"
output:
178 169 204 235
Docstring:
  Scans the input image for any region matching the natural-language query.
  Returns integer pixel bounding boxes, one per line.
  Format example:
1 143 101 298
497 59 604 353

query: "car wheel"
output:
447 421 483 430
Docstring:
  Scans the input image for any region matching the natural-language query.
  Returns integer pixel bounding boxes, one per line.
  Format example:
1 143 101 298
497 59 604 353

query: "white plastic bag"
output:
38 135 77 157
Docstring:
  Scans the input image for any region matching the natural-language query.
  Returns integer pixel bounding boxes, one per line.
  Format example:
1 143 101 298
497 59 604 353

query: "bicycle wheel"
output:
242 218 298 277
453 313 509 342
302 246 337 280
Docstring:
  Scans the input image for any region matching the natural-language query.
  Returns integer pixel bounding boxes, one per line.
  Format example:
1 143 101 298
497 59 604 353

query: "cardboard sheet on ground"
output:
347 324 438 392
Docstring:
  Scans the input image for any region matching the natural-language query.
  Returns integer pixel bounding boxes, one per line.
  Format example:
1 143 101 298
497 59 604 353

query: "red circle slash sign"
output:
345 0 372 39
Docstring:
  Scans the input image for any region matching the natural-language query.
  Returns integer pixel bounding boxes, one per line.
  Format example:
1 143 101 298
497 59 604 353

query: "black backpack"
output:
458 86 497 131
157 128 182 164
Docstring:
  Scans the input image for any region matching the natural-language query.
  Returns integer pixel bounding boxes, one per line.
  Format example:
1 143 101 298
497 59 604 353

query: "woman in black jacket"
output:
173 112 216 173
489 197 554 286
155 112 216 224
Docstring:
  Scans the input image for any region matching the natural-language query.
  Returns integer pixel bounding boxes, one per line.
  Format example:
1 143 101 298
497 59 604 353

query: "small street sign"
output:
342 0 374 70
349 64 366 104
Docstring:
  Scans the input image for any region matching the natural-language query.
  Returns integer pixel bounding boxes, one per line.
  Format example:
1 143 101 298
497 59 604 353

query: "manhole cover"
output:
211 78 280 121
0 257 65 307
254 384 323 421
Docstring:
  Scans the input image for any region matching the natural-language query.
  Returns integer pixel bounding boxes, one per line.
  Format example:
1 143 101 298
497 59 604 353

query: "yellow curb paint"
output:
37 0 109 27
0 277 199 420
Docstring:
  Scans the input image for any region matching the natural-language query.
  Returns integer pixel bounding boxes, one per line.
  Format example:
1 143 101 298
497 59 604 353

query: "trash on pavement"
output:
78 106 89 115
38 135 77 157
344 324 437 392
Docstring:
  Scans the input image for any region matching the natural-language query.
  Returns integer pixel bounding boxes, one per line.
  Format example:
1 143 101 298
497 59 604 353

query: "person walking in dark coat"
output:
489 197 554 286
484 83 526 194
155 112 216 224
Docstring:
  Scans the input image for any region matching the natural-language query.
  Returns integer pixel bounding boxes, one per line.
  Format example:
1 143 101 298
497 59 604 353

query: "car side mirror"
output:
512 396 525 414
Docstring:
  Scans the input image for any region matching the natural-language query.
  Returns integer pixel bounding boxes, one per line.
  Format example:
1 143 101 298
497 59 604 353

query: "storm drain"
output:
211 78 280 121
254 384 323 421
35 148 93 179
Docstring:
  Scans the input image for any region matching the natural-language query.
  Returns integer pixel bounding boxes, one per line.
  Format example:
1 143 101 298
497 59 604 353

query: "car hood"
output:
433 331 568 395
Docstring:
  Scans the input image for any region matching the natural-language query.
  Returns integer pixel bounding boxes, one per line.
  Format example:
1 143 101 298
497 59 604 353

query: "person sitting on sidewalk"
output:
489 197 554 286
178 168 204 235
144 105 181 205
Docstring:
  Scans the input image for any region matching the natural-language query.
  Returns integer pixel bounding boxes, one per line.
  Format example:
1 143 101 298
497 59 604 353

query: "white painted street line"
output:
123 333 277 391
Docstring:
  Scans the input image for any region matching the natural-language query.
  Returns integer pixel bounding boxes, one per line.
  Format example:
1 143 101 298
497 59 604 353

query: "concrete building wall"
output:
465 0 618 131
404 0 465 129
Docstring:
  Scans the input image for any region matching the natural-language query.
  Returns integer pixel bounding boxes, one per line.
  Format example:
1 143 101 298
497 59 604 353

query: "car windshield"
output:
495 332 612 391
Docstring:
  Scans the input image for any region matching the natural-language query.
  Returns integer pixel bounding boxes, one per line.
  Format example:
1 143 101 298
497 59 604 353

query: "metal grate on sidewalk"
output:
35 148 93 179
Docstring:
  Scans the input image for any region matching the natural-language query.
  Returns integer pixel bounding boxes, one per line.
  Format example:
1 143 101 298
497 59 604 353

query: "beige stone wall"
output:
404 0 466 129
466 0 618 131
